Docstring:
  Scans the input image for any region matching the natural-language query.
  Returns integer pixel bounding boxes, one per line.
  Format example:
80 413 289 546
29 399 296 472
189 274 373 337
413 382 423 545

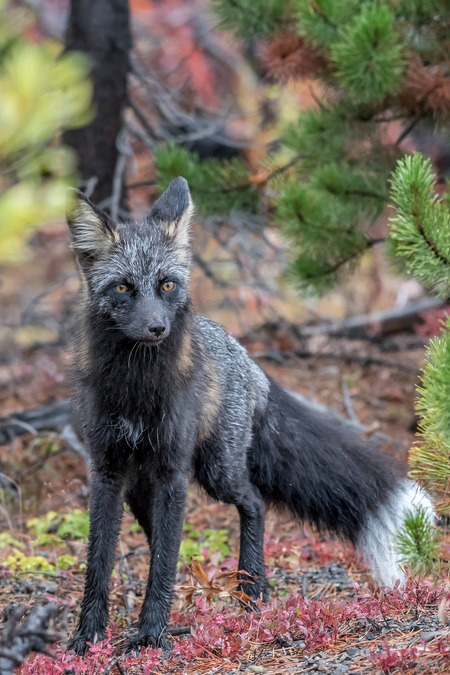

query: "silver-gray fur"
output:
65 177 434 656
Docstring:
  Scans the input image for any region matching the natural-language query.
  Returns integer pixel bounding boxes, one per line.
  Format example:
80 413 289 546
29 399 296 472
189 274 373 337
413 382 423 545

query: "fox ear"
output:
149 177 194 258
66 189 118 261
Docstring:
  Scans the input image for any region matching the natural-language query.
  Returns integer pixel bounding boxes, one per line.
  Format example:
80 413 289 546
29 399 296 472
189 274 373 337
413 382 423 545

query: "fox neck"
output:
81 301 196 408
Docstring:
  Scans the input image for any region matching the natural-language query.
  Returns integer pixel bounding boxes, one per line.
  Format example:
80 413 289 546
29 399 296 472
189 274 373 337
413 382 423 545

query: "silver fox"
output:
66 177 434 655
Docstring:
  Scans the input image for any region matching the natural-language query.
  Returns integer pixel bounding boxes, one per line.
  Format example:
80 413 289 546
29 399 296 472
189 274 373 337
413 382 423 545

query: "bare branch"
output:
0 604 63 675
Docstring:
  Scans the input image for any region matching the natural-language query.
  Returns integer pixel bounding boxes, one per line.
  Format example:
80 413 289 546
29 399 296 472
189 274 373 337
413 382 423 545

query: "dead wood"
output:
0 604 62 675
292 297 443 339
286 390 405 450
0 400 70 446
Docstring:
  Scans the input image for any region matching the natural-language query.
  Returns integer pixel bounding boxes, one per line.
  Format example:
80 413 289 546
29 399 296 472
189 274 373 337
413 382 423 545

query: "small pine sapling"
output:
389 152 450 574
394 505 441 577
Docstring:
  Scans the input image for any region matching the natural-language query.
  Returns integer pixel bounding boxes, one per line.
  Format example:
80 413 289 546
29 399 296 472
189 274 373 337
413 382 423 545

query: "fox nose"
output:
147 322 166 338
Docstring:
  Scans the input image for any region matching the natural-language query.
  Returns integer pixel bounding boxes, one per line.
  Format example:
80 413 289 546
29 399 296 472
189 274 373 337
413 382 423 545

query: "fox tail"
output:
250 378 434 585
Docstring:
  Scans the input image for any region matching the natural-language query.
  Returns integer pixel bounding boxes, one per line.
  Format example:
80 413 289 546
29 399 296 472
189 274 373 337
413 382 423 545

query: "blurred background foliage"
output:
0 0 91 262
173 0 450 295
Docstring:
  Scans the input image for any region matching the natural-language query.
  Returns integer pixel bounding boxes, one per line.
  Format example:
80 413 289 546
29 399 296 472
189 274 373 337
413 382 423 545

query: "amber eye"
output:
115 284 128 293
162 281 175 292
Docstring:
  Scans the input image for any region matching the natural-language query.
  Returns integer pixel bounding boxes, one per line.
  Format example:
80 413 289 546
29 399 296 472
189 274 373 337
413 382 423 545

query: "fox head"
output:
66 177 194 344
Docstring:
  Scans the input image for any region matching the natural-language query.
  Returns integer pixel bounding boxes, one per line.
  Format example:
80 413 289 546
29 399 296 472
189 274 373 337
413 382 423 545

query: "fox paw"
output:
125 631 170 654
239 584 266 612
67 632 103 656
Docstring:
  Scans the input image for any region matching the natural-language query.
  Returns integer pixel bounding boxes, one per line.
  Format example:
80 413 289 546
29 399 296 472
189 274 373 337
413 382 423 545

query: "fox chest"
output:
107 401 171 452
103 393 200 454
114 415 149 448
89 365 213 450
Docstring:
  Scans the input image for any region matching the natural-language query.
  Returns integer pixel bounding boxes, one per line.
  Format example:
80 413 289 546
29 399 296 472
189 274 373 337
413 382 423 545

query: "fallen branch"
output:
294 350 421 375
252 348 420 375
167 626 192 636
342 379 361 426
0 604 62 675
285 389 404 449
0 402 90 476
291 297 443 339
0 400 70 446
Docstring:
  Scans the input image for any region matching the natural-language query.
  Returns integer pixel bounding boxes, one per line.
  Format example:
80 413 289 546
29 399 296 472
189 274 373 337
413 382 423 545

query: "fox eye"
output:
162 281 175 292
115 284 129 293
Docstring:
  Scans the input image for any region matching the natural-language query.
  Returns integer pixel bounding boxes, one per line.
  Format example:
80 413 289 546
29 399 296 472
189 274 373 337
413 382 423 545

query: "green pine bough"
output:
274 176 378 296
154 143 259 216
154 0 450 294
394 505 441 577
330 3 406 104
389 154 450 298
389 153 450 572
412 324 450 513
211 0 287 39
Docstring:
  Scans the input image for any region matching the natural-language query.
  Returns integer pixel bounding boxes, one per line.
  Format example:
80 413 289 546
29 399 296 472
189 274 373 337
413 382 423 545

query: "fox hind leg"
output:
194 450 267 604
236 483 267 603
125 473 154 544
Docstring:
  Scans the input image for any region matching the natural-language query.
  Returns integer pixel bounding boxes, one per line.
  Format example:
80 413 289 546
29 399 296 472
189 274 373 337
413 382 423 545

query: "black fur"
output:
250 380 399 542
66 181 404 655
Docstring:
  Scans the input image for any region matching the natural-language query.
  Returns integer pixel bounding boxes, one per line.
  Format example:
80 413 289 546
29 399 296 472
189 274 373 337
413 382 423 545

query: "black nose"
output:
147 322 166 338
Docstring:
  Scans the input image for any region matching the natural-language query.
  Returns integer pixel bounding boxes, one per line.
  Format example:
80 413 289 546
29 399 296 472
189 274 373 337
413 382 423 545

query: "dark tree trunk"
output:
63 0 131 205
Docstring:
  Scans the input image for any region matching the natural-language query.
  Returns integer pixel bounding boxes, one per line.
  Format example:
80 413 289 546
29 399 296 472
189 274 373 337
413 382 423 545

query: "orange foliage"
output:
400 59 450 115
258 32 328 84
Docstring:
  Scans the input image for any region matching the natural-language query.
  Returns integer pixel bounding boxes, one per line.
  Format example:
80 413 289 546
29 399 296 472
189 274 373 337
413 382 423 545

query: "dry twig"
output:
0 604 63 675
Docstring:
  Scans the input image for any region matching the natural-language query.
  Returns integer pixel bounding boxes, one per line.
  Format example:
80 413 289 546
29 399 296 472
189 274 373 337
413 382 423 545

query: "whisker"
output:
135 341 144 370
128 341 139 369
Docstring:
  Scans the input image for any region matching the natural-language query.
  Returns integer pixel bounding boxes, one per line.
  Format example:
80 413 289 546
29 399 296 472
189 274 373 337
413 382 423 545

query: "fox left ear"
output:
149 177 194 259
66 189 118 264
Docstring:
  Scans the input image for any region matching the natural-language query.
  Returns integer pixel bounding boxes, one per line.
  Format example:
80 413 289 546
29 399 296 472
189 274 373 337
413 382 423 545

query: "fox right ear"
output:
148 177 193 260
66 189 118 261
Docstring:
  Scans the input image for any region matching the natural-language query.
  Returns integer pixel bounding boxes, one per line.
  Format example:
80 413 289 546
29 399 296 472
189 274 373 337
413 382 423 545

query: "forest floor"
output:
0 346 449 675
0 230 450 674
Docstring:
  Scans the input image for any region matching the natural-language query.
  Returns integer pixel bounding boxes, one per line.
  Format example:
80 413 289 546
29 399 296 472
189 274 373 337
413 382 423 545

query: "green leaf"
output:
57 509 90 540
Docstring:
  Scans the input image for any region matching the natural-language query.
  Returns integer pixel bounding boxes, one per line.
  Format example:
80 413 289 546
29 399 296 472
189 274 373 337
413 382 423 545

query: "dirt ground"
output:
0 226 449 674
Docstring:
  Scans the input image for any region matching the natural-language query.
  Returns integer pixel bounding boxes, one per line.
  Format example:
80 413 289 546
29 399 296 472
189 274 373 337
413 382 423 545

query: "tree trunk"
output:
63 0 131 205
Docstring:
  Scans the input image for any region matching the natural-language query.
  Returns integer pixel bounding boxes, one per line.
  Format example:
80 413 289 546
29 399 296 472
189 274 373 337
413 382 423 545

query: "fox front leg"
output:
126 472 188 652
69 470 125 655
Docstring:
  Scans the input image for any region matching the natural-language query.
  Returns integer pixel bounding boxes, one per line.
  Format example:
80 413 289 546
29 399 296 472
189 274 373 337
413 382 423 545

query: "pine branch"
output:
294 236 384 286
335 189 385 199
330 3 406 103
211 0 287 39
389 153 450 296
267 154 303 181
395 116 420 146
154 143 260 214
412 322 450 512
394 505 441 576
416 219 450 268
193 154 303 194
